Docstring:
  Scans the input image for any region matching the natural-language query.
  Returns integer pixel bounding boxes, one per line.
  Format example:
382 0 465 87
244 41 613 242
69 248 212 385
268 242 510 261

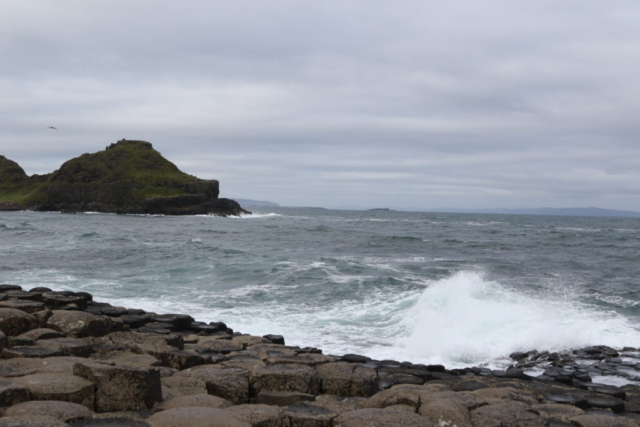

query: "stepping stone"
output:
546 394 588 409
590 385 626 400
13 373 95 409
5 400 95 423
257 391 316 406
584 395 625 413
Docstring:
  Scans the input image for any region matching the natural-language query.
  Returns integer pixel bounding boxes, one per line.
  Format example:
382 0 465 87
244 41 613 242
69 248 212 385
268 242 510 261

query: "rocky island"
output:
0 139 247 216
1 284 640 426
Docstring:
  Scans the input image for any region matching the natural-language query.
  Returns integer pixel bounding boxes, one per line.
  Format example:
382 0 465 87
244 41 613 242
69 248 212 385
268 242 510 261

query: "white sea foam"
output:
389 271 640 368
232 212 282 219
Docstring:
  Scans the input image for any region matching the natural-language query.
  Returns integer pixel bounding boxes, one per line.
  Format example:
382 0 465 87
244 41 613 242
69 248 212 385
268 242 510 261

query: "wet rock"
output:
74 360 162 411
584 394 626 413
5 400 95 423
333 408 436 427
340 354 371 364
251 363 322 396
46 311 111 337
121 315 152 328
29 287 52 293
316 361 378 397
0 308 39 336
0 285 22 292
590 385 627 400
101 307 128 317
42 292 89 310
152 314 193 330
13 373 95 409
257 390 316 406
154 393 233 411
546 393 589 408
146 407 249 427
263 334 285 345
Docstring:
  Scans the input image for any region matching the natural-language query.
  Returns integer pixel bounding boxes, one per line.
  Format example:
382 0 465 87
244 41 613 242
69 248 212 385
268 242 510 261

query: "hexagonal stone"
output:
154 394 233 411
5 400 95 423
316 362 378 397
251 364 322 396
74 360 162 411
333 408 437 427
146 407 249 427
12 373 95 409
0 300 45 313
0 415 69 426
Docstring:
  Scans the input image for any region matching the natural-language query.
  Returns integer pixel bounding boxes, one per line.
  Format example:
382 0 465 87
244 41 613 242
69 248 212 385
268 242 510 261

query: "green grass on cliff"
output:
0 140 208 208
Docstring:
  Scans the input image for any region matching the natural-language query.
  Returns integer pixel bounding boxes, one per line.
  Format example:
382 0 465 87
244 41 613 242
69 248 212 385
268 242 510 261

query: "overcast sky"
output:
1 1 639 210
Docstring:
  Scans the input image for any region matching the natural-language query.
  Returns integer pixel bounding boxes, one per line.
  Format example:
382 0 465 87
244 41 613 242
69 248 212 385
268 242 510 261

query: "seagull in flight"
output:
47 126 57 130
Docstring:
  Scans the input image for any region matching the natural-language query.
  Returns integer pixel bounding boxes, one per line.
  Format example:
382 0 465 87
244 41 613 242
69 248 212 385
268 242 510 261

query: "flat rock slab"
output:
257 390 316 406
0 415 70 426
12 373 95 409
5 400 95 423
570 414 640 427
585 395 626 413
547 393 589 408
333 408 438 427
470 401 547 427
225 404 287 427
0 301 45 313
16 328 65 341
252 363 322 396
146 407 250 427
532 403 585 423
154 393 233 411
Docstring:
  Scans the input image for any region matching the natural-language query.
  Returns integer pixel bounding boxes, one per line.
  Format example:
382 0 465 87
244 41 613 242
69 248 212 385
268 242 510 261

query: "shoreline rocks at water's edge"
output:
0 284 639 426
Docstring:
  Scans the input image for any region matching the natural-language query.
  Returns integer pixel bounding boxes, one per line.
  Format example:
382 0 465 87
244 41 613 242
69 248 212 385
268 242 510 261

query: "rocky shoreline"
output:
0 285 639 426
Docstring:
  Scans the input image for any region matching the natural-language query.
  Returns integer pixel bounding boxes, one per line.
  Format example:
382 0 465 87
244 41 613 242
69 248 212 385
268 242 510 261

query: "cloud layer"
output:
1 0 639 210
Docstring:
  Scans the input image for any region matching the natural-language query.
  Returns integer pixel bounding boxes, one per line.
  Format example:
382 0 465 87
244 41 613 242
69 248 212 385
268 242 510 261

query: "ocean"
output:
1 208 640 370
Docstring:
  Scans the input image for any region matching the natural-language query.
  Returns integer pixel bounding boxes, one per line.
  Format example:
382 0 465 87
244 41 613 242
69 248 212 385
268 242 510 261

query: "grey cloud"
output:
1 1 640 210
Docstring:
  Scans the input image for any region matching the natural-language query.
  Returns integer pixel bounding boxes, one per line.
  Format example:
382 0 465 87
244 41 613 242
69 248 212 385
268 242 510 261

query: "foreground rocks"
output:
0 285 639 425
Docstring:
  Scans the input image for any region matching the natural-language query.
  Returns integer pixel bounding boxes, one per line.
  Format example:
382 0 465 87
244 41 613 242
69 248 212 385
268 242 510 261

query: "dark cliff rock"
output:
0 139 248 216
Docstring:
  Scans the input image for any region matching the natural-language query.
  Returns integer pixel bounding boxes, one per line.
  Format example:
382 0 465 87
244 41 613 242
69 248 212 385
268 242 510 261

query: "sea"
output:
1 208 640 370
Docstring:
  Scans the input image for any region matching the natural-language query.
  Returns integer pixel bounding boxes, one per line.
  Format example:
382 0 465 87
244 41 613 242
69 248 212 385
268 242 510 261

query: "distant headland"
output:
0 139 248 216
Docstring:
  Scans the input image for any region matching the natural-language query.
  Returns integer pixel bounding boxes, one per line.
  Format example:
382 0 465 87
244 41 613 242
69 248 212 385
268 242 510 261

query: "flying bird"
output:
47 126 57 130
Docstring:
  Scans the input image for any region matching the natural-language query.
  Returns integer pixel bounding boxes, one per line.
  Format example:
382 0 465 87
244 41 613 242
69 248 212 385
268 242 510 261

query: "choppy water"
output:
1 208 640 369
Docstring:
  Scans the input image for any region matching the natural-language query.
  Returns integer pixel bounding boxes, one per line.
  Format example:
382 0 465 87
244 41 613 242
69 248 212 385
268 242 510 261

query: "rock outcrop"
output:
0 140 248 216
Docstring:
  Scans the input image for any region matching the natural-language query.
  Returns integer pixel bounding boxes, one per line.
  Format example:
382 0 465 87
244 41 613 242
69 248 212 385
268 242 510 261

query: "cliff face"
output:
0 140 248 216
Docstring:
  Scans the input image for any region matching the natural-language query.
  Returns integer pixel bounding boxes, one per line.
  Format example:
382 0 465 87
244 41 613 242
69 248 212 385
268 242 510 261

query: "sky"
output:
1 1 640 211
